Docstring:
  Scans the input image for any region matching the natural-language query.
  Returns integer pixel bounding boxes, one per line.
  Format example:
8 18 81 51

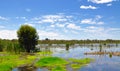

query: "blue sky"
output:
0 0 120 40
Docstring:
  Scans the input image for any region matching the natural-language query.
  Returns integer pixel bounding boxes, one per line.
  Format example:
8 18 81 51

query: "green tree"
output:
17 25 39 53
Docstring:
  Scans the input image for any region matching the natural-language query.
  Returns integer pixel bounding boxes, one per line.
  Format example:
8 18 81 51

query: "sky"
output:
0 0 120 40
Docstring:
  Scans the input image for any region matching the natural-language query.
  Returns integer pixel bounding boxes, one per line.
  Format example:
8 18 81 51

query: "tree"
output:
17 25 39 53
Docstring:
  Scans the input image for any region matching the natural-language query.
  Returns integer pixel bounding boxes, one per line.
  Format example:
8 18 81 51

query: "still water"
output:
13 44 120 71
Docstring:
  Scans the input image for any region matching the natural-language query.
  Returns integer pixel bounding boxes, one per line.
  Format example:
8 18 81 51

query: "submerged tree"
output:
17 25 39 53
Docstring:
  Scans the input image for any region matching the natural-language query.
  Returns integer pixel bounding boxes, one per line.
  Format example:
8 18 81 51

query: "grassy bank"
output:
0 52 37 71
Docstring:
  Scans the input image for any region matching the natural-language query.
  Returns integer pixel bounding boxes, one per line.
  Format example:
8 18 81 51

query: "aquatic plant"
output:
52 66 66 71
69 58 93 69
36 57 68 67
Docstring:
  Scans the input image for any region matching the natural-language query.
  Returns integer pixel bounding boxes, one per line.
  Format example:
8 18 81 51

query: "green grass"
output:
69 58 91 64
0 53 37 71
36 57 68 67
36 51 52 56
71 64 83 69
69 58 93 69
52 66 66 71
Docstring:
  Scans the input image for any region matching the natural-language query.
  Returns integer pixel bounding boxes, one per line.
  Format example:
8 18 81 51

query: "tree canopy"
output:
17 25 39 53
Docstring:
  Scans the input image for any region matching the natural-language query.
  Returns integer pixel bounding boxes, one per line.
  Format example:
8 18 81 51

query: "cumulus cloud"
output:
88 0 115 4
81 15 104 25
67 23 81 30
81 19 96 24
0 30 17 40
16 17 28 21
37 30 64 39
80 5 97 9
50 24 55 28
107 3 112 6
33 14 68 24
0 16 8 21
56 23 65 28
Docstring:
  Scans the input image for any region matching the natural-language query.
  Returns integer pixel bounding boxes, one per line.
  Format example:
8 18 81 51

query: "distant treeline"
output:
38 39 120 45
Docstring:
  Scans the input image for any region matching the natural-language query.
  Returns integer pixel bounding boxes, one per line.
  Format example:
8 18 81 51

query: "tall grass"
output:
0 39 24 53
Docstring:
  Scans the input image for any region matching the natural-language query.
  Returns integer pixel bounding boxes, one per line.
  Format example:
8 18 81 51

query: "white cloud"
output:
23 23 35 27
88 0 115 4
80 5 97 9
0 16 8 21
107 3 112 6
16 17 28 21
31 14 73 25
56 23 65 28
0 30 17 40
67 23 81 30
35 15 64 24
50 24 55 28
39 19 55 23
81 19 96 24
95 15 102 20
37 30 64 39
81 15 104 25
58 19 67 22
42 15 62 19
97 22 104 25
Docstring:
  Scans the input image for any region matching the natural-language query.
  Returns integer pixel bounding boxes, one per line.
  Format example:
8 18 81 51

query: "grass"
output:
0 52 37 71
71 64 83 69
69 58 92 64
36 51 52 56
36 57 68 67
69 58 93 69
52 66 66 71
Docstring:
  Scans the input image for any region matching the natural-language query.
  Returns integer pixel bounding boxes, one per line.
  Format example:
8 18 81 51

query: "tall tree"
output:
17 25 39 53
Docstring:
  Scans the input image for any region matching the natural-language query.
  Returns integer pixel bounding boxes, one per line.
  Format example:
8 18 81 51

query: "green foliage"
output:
69 58 93 69
52 66 66 71
69 58 91 64
36 57 68 67
0 39 3 51
71 64 83 69
17 25 39 53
